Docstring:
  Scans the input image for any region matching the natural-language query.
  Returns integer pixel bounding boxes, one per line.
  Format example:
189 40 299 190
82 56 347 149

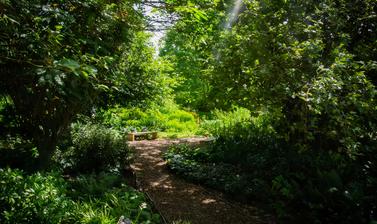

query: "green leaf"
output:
57 59 81 71
97 84 110 91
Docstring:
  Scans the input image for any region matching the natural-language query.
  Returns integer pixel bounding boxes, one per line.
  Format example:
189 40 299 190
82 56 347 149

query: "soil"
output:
129 137 270 224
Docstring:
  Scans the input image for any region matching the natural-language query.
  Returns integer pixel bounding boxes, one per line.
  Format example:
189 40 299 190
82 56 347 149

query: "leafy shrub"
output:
0 168 73 224
0 100 39 171
55 122 130 173
0 136 39 171
200 111 277 167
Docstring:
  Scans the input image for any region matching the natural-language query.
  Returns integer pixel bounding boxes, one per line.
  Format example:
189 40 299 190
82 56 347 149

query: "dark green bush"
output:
0 136 39 171
55 122 130 174
0 101 39 171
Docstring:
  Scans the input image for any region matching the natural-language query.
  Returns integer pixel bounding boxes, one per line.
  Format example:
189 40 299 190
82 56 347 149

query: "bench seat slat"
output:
127 132 158 141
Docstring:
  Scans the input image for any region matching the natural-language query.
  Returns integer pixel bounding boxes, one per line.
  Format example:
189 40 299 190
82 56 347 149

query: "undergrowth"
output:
100 101 198 135
0 168 160 224
0 121 160 224
164 110 377 224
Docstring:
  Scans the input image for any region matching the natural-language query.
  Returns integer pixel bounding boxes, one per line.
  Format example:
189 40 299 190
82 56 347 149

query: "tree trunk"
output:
36 132 59 171
36 126 59 170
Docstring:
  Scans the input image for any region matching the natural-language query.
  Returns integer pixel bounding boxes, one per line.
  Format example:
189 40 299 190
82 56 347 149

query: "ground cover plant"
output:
0 168 161 224
165 112 377 223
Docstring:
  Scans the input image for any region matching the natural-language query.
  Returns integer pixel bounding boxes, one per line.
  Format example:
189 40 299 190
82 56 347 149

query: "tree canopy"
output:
0 0 158 168
161 0 377 157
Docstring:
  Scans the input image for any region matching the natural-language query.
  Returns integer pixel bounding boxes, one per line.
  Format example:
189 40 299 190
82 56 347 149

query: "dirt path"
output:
129 138 268 224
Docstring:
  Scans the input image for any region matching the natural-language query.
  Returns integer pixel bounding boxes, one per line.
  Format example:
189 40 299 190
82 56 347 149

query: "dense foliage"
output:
0 168 71 223
0 1 165 222
100 101 198 136
160 0 226 111
160 0 377 222
163 0 377 157
1 0 376 223
165 112 377 223
210 0 377 157
0 0 158 169
54 122 130 174
0 168 160 224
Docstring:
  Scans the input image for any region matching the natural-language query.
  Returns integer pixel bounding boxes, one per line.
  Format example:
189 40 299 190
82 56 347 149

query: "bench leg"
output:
128 133 135 141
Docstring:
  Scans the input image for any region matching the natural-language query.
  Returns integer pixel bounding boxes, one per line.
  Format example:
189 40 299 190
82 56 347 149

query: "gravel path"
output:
129 138 269 224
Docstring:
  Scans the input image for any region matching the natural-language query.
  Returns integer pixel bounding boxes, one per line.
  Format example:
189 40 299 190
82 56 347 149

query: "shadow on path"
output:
129 138 269 224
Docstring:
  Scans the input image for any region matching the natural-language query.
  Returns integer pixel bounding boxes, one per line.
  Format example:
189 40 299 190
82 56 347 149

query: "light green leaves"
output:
58 59 80 71
176 5 208 22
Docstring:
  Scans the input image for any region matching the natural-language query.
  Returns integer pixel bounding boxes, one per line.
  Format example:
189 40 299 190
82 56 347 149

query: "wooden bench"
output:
127 132 158 141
